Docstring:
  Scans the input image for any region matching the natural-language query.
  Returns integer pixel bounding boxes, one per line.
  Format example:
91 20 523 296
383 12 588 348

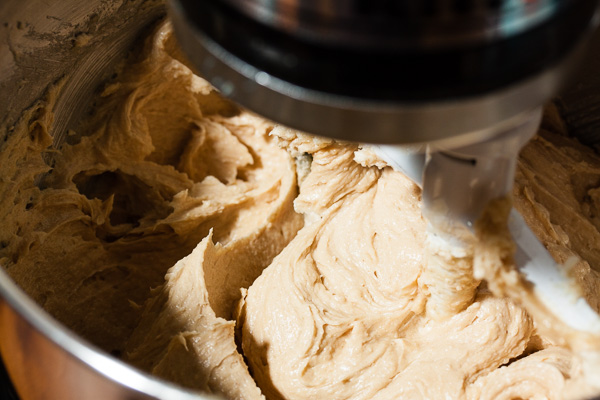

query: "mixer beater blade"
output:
374 108 600 335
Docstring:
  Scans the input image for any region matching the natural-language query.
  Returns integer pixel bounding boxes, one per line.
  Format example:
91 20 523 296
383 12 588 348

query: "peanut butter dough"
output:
0 22 302 396
238 127 600 400
1 21 600 400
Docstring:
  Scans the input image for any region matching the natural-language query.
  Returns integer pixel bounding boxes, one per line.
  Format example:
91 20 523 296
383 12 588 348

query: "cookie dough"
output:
0 21 302 368
1 20 600 400
238 127 600 400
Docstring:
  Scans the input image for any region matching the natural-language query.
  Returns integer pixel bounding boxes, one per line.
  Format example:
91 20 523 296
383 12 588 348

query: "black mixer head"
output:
169 0 600 145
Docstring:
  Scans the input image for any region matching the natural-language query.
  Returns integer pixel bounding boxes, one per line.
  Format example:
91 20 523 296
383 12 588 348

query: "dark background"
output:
0 355 18 400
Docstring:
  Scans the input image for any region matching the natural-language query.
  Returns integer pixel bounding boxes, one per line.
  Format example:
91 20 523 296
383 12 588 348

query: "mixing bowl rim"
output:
0 264 214 400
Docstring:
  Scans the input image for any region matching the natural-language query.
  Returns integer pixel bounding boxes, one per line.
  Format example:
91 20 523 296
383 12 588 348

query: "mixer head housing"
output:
170 0 599 145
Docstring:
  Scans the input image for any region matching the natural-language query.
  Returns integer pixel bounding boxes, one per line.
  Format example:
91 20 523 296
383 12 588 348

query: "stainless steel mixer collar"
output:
169 0 600 146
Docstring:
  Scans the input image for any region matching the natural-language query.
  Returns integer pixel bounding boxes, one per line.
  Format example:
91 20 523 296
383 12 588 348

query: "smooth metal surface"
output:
509 209 600 334
220 0 565 48
169 0 595 146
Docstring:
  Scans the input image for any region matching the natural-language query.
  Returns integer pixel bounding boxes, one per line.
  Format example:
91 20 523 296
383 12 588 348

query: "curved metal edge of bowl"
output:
0 265 219 400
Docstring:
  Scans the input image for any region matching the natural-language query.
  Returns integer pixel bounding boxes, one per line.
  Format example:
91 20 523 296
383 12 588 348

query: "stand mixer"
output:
167 0 600 333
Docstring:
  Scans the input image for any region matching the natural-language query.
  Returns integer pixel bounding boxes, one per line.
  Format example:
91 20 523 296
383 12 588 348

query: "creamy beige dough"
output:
239 123 600 400
0 21 302 397
239 135 529 399
2 18 600 400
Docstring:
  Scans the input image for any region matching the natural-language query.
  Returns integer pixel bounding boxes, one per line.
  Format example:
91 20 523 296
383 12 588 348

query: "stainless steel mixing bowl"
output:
1 1 600 399
0 1 215 398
